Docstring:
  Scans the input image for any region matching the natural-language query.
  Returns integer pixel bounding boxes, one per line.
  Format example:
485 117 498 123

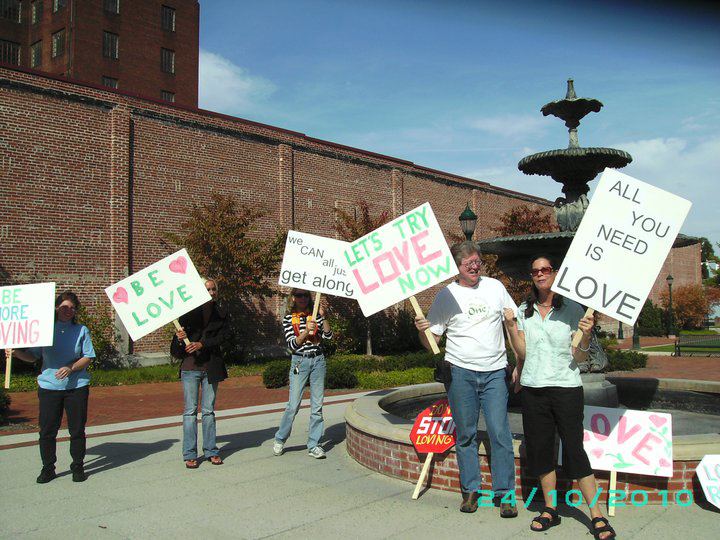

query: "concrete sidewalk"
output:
1 396 718 539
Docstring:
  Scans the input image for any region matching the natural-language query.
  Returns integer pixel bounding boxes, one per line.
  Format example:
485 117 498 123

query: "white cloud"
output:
468 114 548 139
198 49 276 115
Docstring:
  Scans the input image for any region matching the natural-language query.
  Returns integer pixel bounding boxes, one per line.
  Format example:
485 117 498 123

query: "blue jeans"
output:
181 370 219 460
446 365 515 495
275 354 326 449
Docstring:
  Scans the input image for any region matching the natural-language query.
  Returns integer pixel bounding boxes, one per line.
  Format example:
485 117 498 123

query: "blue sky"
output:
198 0 720 251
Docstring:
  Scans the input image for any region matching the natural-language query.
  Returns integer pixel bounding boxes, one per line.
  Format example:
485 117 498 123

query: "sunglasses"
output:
530 266 554 277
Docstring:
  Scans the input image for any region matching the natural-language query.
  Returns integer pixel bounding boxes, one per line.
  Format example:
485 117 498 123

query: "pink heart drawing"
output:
112 287 129 304
169 256 187 274
591 448 604 459
659 458 672 468
649 414 667 428
583 431 590 442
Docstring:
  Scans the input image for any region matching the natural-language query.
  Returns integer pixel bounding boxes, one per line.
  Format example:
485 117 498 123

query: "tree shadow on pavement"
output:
216 427 278 460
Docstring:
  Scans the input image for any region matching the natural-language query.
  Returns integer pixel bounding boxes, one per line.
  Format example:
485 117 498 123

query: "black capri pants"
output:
521 385 593 479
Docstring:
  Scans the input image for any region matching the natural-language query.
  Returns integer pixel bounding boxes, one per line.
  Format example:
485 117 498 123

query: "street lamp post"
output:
632 321 640 350
459 203 478 241
666 274 675 336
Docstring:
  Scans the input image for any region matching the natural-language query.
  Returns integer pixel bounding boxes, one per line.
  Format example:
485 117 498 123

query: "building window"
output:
0 0 21 22
161 5 175 32
53 0 66 13
103 31 119 59
51 29 65 58
161 48 175 74
30 41 42 68
161 90 175 103
0 39 20 65
103 0 119 14
102 76 118 89
31 0 43 24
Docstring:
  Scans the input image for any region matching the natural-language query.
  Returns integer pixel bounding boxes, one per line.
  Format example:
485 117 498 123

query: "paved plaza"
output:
1 391 718 539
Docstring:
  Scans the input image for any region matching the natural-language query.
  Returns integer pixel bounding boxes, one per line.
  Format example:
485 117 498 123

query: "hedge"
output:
0 387 10 424
605 349 648 371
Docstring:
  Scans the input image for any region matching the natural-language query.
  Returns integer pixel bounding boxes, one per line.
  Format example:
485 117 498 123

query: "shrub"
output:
77 305 120 367
605 349 648 372
0 387 10 424
357 367 435 389
326 362 358 389
636 300 665 336
262 360 290 389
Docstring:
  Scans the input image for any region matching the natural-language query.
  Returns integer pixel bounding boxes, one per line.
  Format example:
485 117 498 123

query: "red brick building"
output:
0 0 198 106
0 65 701 356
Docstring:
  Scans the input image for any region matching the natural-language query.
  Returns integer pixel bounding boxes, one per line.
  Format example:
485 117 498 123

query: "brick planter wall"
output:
346 423 703 505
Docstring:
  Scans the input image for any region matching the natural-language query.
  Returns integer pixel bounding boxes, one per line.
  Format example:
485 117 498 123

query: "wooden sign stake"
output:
608 470 618 517
571 307 595 347
409 296 440 354
4 348 12 389
412 452 435 500
172 319 191 346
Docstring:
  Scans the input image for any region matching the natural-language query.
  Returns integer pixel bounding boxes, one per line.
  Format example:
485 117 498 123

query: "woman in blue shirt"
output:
10 291 96 484
504 256 615 540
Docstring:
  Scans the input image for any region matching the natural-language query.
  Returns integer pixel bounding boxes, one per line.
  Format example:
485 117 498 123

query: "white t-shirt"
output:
427 278 518 372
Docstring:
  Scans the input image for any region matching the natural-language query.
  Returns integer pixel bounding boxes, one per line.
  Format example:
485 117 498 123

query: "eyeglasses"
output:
461 259 481 270
530 266 554 277
58 304 76 311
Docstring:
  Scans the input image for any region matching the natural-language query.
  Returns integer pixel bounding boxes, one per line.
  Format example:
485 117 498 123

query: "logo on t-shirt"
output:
466 302 491 320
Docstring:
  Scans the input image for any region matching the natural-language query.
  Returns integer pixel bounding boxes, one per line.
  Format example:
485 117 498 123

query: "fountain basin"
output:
345 380 720 504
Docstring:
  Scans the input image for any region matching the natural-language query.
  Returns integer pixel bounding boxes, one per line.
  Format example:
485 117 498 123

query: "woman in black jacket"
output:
171 278 229 468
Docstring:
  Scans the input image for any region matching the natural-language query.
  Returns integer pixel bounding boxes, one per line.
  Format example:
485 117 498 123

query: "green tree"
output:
164 193 286 361
334 201 390 355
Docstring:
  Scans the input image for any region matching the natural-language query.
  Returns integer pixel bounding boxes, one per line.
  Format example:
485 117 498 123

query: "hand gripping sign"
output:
105 249 211 342
696 455 720 511
409 399 456 499
343 203 458 354
278 231 356 324
551 168 691 345
1 282 56 388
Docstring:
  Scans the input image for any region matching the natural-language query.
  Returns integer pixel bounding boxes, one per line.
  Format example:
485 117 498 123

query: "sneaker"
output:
308 446 326 459
272 441 284 456
460 491 479 513
36 468 57 484
72 467 87 483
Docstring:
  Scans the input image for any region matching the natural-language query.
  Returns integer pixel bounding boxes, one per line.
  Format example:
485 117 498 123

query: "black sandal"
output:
591 517 617 539
530 507 561 532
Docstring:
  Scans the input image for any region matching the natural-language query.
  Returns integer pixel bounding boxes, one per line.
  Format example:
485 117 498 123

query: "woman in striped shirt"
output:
273 288 333 459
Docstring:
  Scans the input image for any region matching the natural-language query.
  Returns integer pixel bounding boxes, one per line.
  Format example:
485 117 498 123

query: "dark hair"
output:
55 290 80 324
287 288 314 314
524 255 563 318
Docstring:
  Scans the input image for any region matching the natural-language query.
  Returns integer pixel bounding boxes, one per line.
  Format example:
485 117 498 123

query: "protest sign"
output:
278 231 356 299
552 168 691 326
343 203 458 317
105 249 211 342
410 399 456 499
570 405 674 477
696 455 720 511
2 282 56 388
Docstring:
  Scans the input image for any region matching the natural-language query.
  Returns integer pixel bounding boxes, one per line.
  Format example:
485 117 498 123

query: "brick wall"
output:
0 65 701 355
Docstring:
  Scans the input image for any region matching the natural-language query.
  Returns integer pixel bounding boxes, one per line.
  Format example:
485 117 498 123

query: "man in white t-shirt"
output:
415 241 518 517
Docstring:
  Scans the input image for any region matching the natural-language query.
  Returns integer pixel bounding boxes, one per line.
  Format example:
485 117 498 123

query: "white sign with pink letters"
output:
577 405 673 477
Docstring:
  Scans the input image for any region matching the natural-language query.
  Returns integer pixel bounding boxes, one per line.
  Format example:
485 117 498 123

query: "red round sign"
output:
409 399 456 454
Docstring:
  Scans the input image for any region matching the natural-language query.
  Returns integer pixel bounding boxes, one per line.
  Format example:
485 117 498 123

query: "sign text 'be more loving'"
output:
343 203 458 316
105 249 211 342
0 282 56 349
552 169 691 325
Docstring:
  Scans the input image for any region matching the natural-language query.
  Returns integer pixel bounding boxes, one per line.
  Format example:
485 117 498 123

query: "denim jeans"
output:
181 370 218 460
446 365 515 495
275 354 326 449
